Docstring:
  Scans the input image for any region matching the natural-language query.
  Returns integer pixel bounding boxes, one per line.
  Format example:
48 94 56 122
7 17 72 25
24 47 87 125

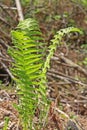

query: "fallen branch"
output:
15 0 24 21
0 4 17 10
54 53 87 76
0 62 14 79
47 70 87 86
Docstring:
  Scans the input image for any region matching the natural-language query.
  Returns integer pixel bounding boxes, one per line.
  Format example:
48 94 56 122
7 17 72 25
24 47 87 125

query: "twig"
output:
0 121 4 129
55 107 69 119
0 4 17 10
0 58 12 62
74 99 87 103
55 53 87 76
0 62 14 79
47 71 87 86
0 16 10 27
55 107 84 130
47 72 70 82
15 0 24 21
51 56 80 68
0 4 16 21
0 27 11 40
0 74 8 76
0 39 9 49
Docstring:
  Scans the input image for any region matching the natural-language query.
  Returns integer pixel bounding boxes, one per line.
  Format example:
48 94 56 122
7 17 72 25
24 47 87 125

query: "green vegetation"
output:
8 18 82 129
8 18 46 130
72 0 87 8
3 117 9 130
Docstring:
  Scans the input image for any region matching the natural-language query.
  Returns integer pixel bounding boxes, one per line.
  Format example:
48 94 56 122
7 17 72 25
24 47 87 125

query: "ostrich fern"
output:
9 18 82 129
9 19 45 130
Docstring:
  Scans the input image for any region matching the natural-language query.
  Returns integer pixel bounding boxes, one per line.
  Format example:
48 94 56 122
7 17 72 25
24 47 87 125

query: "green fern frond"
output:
9 18 45 130
43 27 82 74
40 27 82 102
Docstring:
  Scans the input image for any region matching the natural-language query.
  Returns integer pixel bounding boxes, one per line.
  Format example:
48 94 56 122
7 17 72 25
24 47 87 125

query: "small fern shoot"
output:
39 27 82 125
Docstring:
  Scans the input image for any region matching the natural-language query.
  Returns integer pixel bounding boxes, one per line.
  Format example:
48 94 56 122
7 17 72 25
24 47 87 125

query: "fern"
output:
43 27 82 73
9 18 82 129
8 18 45 130
40 27 82 99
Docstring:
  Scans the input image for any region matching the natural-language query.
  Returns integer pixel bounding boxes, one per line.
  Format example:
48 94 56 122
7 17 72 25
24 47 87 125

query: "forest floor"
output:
0 0 87 130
